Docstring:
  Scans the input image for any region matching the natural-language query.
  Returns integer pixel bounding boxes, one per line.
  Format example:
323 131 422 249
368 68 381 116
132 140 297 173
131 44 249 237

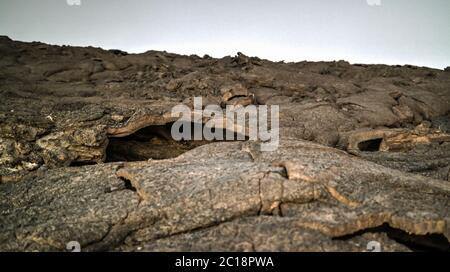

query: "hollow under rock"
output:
357 138 383 152
106 122 246 162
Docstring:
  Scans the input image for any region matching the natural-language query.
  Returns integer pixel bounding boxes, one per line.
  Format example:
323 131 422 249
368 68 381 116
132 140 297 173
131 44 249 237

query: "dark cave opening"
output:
357 138 383 152
106 122 247 162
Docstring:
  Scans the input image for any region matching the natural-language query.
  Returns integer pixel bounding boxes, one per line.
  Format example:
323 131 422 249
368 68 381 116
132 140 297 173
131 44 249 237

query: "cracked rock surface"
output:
0 37 449 251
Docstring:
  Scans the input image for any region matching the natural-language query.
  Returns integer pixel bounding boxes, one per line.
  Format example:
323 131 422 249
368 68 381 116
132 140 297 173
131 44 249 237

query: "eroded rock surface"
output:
0 37 449 251
1 140 449 251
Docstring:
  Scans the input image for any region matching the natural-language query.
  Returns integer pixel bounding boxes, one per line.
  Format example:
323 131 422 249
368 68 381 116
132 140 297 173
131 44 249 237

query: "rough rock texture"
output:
0 37 449 251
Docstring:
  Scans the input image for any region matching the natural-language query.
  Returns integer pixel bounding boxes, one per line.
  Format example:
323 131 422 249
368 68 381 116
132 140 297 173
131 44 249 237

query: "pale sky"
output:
0 0 449 69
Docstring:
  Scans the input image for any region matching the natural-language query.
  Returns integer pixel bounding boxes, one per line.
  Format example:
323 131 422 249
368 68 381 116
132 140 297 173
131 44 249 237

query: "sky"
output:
0 0 449 69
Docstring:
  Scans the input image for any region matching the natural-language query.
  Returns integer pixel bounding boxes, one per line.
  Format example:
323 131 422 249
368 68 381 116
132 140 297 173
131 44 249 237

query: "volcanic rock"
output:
0 38 449 251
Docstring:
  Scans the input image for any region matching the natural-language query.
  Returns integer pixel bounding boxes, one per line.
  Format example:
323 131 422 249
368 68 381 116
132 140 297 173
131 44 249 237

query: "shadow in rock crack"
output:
118 176 137 192
106 122 247 162
69 161 98 167
334 223 450 252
